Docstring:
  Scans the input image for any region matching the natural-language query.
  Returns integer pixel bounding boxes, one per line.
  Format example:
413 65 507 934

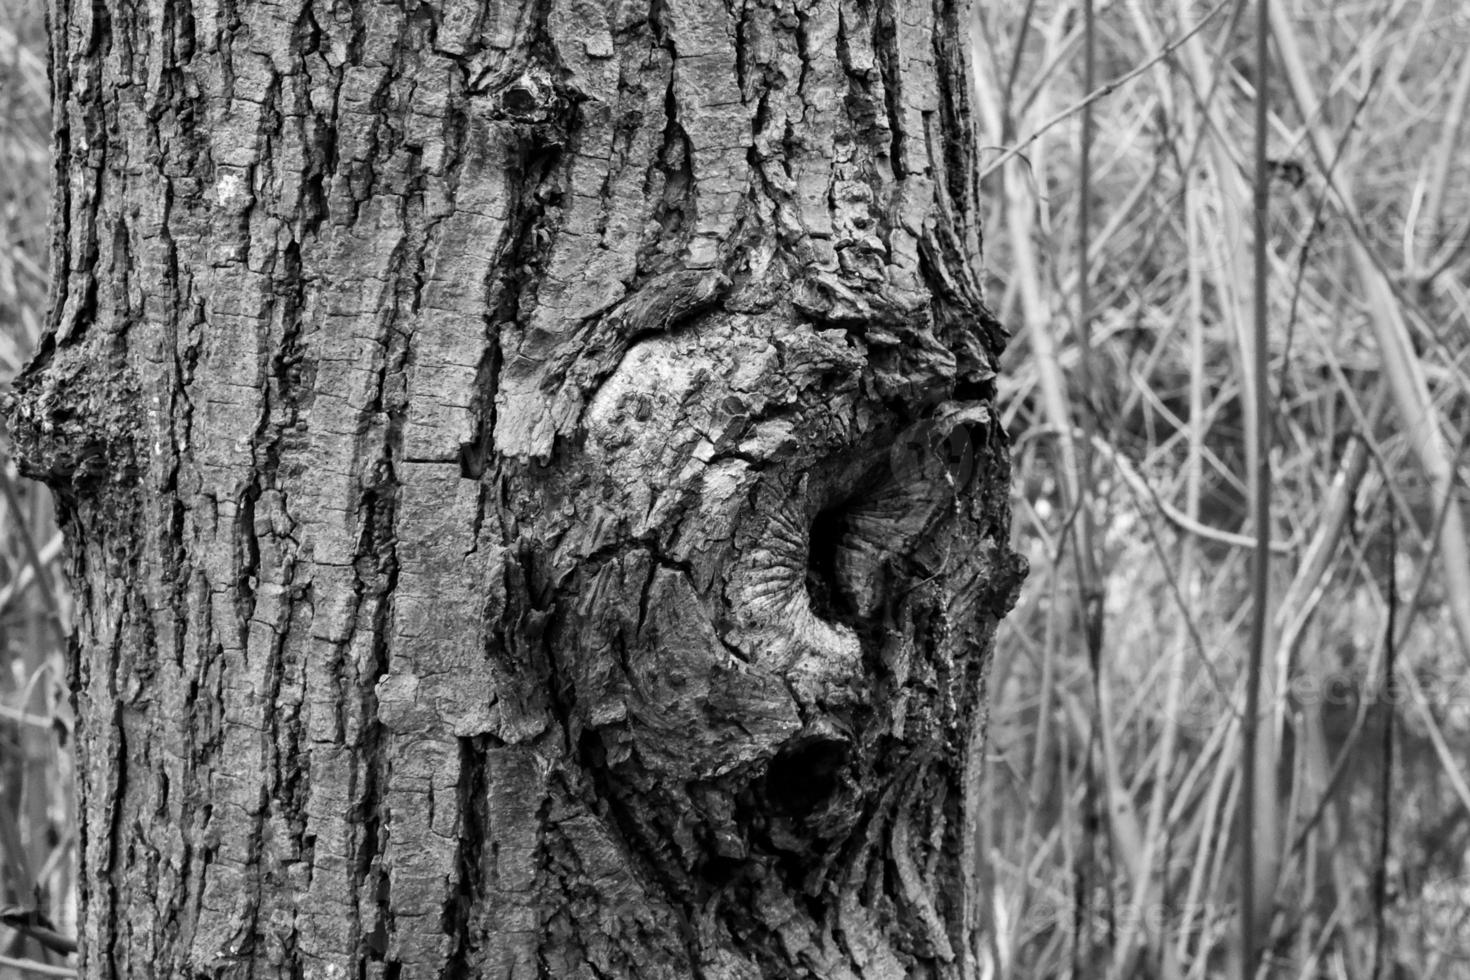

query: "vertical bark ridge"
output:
9 0 1025 977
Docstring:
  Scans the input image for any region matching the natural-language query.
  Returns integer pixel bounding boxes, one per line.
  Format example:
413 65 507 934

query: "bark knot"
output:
5 345 141 498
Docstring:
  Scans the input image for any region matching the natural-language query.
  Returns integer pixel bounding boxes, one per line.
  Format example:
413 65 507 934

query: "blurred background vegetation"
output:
978 0 1470 977
1 0 1468 976
0 0 75 973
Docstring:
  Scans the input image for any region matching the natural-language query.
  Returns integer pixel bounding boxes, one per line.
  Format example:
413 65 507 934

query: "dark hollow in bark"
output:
8 0 1027 976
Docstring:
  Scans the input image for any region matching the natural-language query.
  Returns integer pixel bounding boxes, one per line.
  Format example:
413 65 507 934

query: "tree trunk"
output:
8 0 1025 975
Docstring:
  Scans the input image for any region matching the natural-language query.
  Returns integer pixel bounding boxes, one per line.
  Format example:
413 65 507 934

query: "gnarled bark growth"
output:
9 0 1025 975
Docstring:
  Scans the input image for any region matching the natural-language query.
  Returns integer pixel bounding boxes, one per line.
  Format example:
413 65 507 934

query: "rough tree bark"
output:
8 0 1025 975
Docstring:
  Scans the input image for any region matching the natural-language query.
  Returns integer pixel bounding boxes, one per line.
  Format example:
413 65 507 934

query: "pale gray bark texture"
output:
8 0 1025 976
